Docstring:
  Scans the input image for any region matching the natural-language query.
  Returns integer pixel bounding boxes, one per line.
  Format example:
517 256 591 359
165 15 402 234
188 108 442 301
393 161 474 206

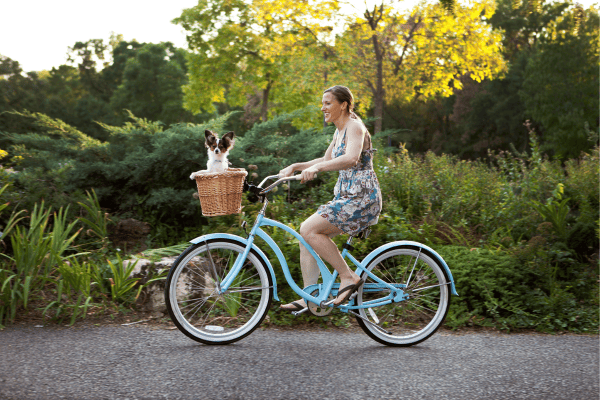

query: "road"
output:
0 324 597 399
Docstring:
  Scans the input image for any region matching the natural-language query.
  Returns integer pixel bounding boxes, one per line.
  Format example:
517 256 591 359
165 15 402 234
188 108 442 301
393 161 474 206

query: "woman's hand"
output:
300 165 319 183
279 165 295 178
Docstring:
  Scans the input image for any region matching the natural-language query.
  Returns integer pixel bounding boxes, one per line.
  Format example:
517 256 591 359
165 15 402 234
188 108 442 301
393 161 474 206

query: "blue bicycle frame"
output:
190 200 458 313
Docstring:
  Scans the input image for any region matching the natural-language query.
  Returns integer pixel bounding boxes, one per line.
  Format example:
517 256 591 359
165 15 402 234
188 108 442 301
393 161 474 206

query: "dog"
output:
190 130 235 179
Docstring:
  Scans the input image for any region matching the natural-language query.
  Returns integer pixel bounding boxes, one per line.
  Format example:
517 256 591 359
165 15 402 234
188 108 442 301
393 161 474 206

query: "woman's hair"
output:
323 85 354 114
324 85 367 130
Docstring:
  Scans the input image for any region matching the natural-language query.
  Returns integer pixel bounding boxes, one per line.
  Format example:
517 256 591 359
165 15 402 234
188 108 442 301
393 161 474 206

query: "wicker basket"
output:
194 168 248 216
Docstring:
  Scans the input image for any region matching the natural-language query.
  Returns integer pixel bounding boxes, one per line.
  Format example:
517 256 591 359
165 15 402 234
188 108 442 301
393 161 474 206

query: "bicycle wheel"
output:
355 245 451 346
165 239 273 345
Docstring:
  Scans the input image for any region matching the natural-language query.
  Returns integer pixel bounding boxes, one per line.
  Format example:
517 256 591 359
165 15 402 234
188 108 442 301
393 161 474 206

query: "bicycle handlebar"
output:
258 174 302 195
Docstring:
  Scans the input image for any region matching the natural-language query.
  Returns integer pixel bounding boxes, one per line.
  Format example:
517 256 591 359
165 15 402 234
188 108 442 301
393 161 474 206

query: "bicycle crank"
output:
308 289 334 316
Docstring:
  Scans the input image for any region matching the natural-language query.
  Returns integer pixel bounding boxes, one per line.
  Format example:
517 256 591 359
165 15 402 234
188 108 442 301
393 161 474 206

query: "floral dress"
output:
317 128 382 235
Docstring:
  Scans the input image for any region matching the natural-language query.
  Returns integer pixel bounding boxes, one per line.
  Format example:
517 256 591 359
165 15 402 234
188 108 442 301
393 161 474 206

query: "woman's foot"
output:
334 274 363 306
279 300 307 311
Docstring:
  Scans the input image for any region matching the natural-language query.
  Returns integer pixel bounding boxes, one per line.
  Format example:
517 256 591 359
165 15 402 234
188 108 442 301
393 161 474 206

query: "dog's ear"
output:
205 130 217 147
223 131 235 140
205 130 216 140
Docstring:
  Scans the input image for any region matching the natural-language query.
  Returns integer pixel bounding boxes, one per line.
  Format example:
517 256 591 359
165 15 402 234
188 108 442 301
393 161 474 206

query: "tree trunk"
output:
365 4 385 135
323 51 329 128
371 33 385 135
261 77 272 123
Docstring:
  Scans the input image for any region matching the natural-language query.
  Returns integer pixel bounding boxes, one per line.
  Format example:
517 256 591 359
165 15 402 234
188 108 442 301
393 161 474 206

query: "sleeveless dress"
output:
317 128 382 235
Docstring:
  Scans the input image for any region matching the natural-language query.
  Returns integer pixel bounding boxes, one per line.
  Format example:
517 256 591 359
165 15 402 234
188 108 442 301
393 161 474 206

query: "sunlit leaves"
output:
176 0 340 121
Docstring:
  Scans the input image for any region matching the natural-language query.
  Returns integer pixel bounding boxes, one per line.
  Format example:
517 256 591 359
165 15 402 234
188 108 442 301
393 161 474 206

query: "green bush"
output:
439 246 598 333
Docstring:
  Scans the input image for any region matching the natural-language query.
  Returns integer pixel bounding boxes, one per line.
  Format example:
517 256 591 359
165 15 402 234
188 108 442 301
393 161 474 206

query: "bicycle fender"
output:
361 241 459 296
189 233 279 301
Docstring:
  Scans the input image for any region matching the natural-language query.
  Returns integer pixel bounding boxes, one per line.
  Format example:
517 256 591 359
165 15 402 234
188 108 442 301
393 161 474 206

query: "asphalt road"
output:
0 324 597 400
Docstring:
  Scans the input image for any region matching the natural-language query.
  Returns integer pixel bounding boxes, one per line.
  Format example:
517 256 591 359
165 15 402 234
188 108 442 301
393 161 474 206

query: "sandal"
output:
279 301 306 311
334 278 365 306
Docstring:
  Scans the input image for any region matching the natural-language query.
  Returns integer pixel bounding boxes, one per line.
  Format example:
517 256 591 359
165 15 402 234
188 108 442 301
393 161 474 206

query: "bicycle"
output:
165 174 459 346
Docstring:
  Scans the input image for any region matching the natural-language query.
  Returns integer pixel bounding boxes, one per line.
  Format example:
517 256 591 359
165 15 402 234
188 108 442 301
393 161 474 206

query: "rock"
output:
121 256 178 314
123 255 213 315
123 258 152 276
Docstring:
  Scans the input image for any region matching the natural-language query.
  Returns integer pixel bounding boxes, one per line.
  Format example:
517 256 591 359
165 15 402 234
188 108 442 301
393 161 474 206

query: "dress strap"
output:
336 128 348 148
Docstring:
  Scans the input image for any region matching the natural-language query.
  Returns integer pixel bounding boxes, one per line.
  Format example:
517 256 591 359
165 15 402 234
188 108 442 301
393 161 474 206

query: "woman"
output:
279 85 382 309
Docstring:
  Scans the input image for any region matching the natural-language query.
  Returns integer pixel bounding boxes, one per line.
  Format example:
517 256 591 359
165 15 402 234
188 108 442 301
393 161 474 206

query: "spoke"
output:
204 241 221 286
177 296 209 308
401 255 412 286
236 270 260 287
197 297 220 327
186 275 209 290
405 248 422 288
236 296 258 317
374 303 399 325
377 258 396 285
405 299 437 315
411 281 449 293
183 295 211 320
225 286 269 293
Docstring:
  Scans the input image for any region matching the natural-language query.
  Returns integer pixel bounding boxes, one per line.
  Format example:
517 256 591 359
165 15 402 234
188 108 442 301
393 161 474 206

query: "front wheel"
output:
165 239 273 345
355 245 451 346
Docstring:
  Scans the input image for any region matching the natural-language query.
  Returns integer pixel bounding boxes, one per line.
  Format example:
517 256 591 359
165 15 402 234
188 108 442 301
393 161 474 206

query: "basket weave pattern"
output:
194 168 248 216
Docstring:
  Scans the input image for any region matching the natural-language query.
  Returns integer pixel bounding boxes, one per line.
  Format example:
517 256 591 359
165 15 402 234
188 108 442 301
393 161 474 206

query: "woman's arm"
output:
300 121 364 182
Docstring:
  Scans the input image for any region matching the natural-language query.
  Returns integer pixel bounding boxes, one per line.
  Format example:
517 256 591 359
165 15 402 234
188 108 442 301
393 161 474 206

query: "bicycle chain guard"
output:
308 289 334 317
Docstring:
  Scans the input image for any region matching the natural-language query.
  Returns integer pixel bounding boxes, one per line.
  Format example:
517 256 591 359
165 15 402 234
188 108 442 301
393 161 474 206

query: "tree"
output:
174 0 339 122
444 0 597 158
101 39 145 98
0 56 48 133
520 5 599 158
489 0 571 60
109 42 193 125
340 0 505 134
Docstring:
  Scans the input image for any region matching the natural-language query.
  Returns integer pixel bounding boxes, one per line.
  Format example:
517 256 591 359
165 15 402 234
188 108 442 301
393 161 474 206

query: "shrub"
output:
439 246 598 333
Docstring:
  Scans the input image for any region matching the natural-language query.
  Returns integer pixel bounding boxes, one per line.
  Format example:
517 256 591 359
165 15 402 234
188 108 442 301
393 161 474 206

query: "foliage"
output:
531 184 570 241
107 254 140 303
0 190 175 327
0 201 80 326
439 246 597 333
520 8 599 158
175 0 339 123
339 0 506 133
445 1 599 159
110 42 192 125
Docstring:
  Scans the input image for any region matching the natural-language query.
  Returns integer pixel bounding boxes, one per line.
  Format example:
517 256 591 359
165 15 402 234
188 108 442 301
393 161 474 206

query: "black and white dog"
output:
190 130 235 179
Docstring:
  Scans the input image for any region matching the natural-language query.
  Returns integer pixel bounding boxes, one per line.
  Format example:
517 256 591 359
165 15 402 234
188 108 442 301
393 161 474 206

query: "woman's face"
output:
321 92 347 123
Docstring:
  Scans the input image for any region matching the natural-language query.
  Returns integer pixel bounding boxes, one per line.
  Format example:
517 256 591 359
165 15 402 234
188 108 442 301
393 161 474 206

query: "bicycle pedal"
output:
291 307 309 316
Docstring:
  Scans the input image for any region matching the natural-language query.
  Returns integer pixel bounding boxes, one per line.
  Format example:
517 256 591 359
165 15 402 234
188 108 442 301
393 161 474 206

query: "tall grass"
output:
0 190 161 327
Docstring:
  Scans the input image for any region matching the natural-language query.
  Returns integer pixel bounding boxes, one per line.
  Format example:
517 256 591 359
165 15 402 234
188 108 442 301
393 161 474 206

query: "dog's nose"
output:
215 149 220 154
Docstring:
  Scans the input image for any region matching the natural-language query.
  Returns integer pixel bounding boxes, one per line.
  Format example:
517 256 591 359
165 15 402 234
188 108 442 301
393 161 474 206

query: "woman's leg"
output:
299 214 361 305
280 233 334 309
280 213 361 309
300 242 320 288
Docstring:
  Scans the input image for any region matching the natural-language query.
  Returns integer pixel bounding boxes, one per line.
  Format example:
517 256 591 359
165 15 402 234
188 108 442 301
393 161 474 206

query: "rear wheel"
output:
165 239 272 345
355 246 450 346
